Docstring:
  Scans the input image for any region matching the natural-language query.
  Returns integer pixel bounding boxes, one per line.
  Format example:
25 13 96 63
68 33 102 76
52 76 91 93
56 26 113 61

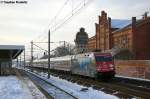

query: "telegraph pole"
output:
24 48 25 69
20 55 21 67
31 41 33 67
48 30 50 78
64 41 66 48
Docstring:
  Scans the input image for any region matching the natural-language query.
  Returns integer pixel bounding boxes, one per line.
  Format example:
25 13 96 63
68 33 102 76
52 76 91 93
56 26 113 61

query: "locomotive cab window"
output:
95 56 112 62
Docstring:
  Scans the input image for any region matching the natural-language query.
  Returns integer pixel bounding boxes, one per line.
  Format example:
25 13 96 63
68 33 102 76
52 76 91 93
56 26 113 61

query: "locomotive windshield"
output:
95 55 112 62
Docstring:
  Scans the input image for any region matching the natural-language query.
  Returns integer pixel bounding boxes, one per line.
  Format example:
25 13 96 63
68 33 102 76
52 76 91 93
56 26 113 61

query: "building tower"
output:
96 11 112 51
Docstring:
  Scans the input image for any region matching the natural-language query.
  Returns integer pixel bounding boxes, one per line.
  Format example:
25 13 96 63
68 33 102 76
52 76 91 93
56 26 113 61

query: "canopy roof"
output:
0 45 24 60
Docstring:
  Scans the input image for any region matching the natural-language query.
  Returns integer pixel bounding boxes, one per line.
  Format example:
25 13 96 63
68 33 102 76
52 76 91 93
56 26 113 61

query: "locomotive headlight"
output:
109 64 114 68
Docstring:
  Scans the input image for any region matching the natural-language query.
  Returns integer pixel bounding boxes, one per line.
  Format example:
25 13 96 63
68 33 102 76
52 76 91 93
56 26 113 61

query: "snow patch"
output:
0 76 33 99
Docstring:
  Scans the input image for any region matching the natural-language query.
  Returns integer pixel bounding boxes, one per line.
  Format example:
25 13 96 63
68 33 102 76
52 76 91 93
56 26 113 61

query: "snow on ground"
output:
37 72 119 99
0 76 33 99
0 75 47 99
22 76 47 99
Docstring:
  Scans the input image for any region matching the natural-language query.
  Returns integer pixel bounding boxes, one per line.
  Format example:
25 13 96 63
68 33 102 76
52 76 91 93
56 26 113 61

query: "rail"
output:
25 67 150 98
20 69 78 99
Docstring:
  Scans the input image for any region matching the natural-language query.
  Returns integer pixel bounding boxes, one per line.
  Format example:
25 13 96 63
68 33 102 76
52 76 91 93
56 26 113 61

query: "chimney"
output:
101 11 107 24
108 17 111 29
143 12 148 19
144 12 147 19
104 12 107 19
132 17 136 53
101 11 107 18
101 11 105 15
132 17 136 28
132 17 136 35
108 17 112 49
99 16 101 24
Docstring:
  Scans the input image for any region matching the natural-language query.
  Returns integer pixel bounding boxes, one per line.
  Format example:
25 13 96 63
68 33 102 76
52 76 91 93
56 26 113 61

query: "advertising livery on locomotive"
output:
30 52 115 80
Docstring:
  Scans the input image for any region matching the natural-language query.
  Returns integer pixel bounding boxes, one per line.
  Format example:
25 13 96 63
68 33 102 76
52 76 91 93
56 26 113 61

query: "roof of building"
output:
112 17 150 33
88 16 150 40
0 45 24 60
88 36 96 40
111 19 132 29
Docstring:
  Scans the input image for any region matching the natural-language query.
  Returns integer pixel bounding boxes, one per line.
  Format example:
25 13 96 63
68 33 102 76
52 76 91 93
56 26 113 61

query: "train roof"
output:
33 55 73 62
33 52 112 63
51 55 73 61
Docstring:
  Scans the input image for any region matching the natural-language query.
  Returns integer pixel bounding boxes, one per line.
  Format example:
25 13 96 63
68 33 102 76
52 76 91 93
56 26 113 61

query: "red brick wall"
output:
88 36 96 51
115 60 150 79
112 28 133 51
96 23 100 49
135 19 150 59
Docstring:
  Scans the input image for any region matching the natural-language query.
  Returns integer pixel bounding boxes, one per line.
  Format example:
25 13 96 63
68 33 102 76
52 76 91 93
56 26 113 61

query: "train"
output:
28 52 115 80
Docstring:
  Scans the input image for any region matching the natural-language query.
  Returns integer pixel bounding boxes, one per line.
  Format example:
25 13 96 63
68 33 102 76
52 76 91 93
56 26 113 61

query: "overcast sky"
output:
0 0 150 57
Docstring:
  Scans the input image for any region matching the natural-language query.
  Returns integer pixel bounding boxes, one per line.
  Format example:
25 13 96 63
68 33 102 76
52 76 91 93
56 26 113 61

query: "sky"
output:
0 0 150 58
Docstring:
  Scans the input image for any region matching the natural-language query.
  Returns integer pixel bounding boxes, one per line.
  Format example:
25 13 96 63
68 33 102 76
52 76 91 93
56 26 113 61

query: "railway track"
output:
18 69 78 99
55 71 150 99
115 75 150 89
25 67 150 99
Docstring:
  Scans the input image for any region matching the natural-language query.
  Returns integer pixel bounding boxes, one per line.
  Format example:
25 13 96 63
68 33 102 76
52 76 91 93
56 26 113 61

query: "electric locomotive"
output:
71 52 115 79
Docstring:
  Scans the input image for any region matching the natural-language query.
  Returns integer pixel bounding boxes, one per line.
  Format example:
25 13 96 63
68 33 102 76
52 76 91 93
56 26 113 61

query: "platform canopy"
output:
0 45 24 60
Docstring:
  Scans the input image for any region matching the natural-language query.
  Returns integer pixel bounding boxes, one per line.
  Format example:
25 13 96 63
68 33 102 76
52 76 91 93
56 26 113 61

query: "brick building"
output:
88 11 150 60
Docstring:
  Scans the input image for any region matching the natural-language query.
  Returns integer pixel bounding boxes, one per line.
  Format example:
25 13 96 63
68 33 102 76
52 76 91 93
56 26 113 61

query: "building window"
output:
121 35 128 48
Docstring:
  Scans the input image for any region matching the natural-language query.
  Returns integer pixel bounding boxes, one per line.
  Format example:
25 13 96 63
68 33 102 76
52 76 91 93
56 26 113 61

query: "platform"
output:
0 76 47 99
0 45 24 75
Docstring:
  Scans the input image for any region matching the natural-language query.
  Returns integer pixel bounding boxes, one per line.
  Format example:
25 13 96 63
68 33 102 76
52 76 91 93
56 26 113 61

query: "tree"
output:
54 44 75 57
54 46 66 56
40 43 75 58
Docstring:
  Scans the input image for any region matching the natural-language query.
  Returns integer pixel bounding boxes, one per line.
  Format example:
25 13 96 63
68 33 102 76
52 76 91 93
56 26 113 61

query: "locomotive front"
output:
94 53 115 79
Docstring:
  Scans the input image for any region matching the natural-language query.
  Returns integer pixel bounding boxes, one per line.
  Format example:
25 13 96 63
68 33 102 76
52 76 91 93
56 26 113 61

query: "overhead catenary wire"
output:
33 0 71 42
25 0 93 59
36 0 93 42
48 0 70 28
39 0 94 42
25 0 94 60
52 0 93 32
